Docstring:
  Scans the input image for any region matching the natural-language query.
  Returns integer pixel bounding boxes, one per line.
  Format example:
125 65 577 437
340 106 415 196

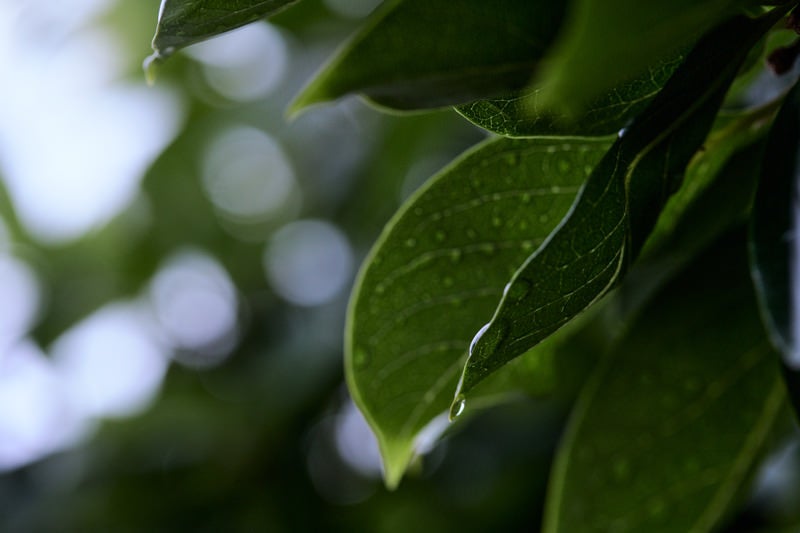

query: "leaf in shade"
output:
456 55 682 138
346 136 613 488
146 0 299 72
533 0 749 115
455 10 784 401
750 79 800 418
289 0 568 115
544 232 787 533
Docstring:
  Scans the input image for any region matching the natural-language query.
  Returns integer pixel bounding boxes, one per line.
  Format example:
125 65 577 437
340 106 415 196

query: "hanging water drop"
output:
449 394 466 421
405 238 417 248
617 127 627 138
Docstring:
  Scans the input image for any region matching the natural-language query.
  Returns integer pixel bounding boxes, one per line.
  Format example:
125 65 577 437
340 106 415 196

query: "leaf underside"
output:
290 0 568 114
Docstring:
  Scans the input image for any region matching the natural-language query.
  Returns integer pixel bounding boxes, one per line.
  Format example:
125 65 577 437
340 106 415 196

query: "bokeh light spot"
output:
264 220 353 307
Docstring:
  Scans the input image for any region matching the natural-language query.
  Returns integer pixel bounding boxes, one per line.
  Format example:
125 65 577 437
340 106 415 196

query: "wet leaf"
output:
289 0 568 115
457 11 783 398
750 79 800 417
456 55 682 138
544 232 786 533
346 136 612 488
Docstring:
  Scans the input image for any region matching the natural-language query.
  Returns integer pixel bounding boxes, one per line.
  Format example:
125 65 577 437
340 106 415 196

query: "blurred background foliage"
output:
0 0 798 531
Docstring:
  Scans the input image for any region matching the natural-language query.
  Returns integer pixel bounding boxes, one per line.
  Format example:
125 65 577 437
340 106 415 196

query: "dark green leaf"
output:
289 0 568 115
456 55 682 138
545 232 786 533
346 136 612 488
750 79 800 417
534 0 751 115
147 0 299 65
457 11 782 399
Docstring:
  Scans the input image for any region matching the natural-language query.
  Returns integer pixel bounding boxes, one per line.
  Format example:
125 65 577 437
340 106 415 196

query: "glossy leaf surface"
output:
456 55 682 138
750 80 800 416
346 136 612 488
545 234 785 533
290 0 567 114
458 12 781 398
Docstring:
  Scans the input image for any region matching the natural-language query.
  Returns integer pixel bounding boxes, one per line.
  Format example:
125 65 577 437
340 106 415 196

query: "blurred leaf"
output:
148 0 300 61
289 0 568 115
544 232 786 533
750 79 800 417
534 0 756 115
458 11 780 398
456 55 682 137
346 136 613 488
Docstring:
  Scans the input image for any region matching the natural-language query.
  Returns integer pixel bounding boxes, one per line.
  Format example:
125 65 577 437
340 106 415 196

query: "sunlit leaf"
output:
456 55 682 138
750 79 800 417
457 11 782 399
346 136 613 488
534 0 752 115
544 232 786 533
289 0 568 115
148 0 299 63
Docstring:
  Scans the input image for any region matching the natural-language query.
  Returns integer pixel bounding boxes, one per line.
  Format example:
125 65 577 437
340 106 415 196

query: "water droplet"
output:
539 214 549 224
521 192 532 203
353 348 369 370
546 146 556 154
375 284 386 295
506 278 532 301
617 127 627 138
469 320 509 360
449 394 466 421
504 153 519 166
469 322 492 356
435 230 446 242
521 240 535 251
443 276 454 287
558 160 571 173
612 458 630 481
492 217 503 228
466 229 477 240
648 499 666 517
518 221 529 231
550 185 561 194
479 243 495 254
449 249 462 263
405 238 417 248
414 207 424 216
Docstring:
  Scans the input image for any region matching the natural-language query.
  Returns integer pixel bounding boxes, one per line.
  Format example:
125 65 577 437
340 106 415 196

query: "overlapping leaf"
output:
346 136 613 488
750 79 800 417
290 0 568 114
544 232 786 533
457 10 785 399
148 0 299 64
456 55 682 138
533 0 749 115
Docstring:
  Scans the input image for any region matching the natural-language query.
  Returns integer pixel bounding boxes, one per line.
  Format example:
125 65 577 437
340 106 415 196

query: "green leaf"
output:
457 10 783 399
534 0 750 115
289 0 568 115
544 232 786 533
346 135 613 488
750 79 800 417
456 55 683 138
146 0 299 68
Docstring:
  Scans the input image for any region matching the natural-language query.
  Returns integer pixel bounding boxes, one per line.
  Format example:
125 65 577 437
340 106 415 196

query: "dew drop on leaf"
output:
449 394 466 421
